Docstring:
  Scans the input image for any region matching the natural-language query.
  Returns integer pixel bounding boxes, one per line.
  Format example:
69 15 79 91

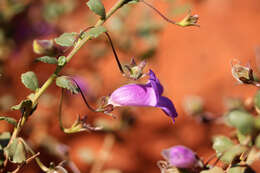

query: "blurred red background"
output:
1 0 260 172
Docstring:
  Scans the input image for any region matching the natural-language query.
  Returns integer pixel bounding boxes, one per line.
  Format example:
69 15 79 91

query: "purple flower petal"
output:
107 69 177 122
109 84 157 107
156 96 177 122
148 69 164 96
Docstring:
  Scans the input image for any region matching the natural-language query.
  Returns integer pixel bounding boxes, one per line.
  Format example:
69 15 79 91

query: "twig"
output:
11 152 40 173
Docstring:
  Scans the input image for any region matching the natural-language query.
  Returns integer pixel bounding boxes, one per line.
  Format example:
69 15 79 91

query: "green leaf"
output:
4 138 26 163
56 76 78 94
85 26 107 39
0 116 17 126
200 167 225 173
227 110 254 135
58 56 67 66
86 0 106 20
254 116 260 129
213 136 234 155
11 99 36 116
254 90 260 113
220 145 247 164
36 56 58 64
236 130 252 146
55 32 77 47
21 71 39 91
255 134 260 149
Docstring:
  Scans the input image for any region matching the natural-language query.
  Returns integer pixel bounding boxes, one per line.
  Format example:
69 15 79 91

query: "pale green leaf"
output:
56 76 78 94
0 116 17 126
86 26 107 39
36 56 58 64
21 71 39 91
86 0 106 19
55 32 77 47
4 138 26 163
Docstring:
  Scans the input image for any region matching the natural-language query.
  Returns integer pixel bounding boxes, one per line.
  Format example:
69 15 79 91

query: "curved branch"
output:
104 31 124 74
140 0 176 25
71 79 97 112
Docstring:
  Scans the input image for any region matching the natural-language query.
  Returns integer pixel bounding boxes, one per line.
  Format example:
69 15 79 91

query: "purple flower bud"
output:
161 145 197 169
107 69 177 122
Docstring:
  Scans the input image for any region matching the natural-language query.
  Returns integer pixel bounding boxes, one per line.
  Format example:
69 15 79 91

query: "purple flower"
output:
161 145 197 169
107 69 177 122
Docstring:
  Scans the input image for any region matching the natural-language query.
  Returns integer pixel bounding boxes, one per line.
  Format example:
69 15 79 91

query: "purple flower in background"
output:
107 69 177 122
72 76 90 94
161 145 197 169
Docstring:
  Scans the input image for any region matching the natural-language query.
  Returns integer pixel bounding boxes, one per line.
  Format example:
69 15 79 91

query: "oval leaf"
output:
86 26 107 39
55 32 77 47
221 145 247 164
56 76 78 94
4 138 26 163
0 116 17 126
227 110 254 135
213 136 234 155
21 71 39 91
86 0 106 20
36 56 58 64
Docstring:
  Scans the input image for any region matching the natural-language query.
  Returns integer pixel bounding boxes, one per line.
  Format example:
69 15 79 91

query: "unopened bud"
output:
124 58 146 80
33 39 54 55
176 12 199 27
231 59 256 84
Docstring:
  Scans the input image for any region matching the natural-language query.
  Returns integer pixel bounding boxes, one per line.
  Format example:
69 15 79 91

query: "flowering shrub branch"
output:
0 0 200 172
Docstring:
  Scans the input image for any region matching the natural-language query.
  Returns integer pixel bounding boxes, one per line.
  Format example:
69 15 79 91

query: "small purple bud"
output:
161 145 198 169
33 39 54 55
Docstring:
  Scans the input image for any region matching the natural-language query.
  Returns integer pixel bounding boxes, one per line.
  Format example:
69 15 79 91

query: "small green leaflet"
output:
4 138 27 164
56 76 79 94
85 26 107 39
21 71 39 91
55 32 78 47
0 116 17 126
86 0 106 20
36 56 58 64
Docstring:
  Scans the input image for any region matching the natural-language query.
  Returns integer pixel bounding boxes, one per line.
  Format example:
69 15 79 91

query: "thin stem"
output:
11 152 40 173
20 138 49 172
32 0 127 105
72 79 97 112
104 32 124 74
140 0 176 24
